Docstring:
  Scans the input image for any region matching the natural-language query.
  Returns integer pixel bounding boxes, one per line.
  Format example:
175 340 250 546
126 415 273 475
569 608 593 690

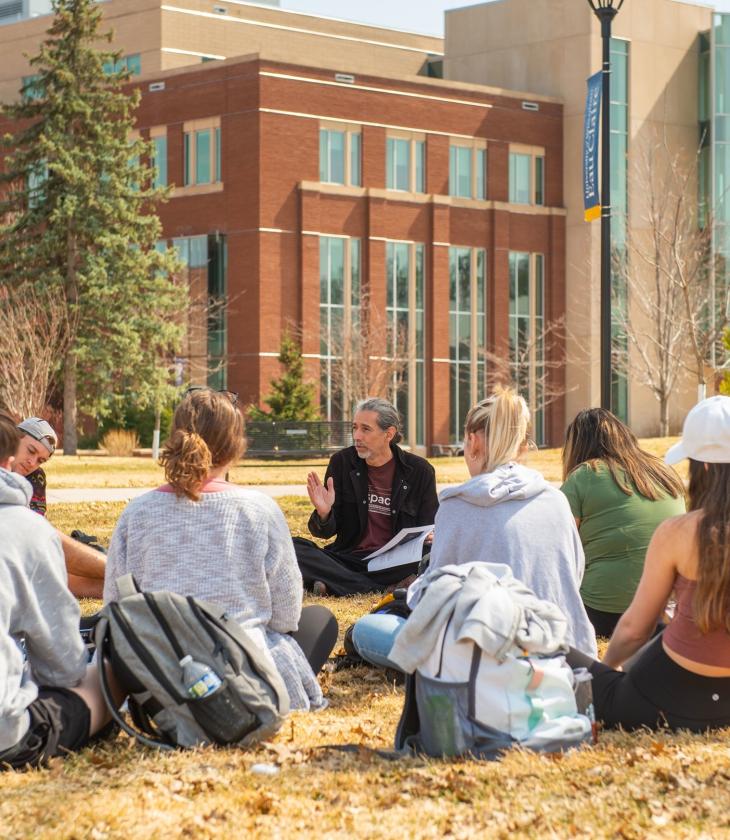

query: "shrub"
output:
101 428 140 457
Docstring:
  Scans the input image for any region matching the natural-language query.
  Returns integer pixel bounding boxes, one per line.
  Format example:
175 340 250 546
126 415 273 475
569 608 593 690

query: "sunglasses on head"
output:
184 385 239 407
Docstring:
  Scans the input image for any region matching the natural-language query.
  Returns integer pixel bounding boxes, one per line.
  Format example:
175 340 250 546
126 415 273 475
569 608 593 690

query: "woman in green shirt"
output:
561 409 685 637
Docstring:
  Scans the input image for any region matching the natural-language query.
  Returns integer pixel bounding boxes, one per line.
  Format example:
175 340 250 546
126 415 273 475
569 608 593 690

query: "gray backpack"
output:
96 575 290 750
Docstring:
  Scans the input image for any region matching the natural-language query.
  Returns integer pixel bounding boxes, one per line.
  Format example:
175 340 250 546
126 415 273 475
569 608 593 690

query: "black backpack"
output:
96 575 290 750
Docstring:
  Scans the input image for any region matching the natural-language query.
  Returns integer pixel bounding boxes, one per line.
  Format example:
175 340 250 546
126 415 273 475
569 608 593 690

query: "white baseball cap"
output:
17 417 58 455
665 396 730 465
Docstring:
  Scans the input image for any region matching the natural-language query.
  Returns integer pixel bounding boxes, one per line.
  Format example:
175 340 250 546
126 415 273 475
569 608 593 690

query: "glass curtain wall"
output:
319 236 361 420
714 14 730 335
170 234 228 387
700 32 711 229
448 247 486 442
610 37 629 421
386 242 425 446
509 252 545 445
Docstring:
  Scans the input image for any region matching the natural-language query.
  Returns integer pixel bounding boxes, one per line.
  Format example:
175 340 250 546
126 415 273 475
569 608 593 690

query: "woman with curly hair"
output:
104 388 337 711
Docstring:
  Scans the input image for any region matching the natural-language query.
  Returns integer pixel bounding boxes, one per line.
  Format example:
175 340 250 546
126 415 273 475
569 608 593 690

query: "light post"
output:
586 0 624 410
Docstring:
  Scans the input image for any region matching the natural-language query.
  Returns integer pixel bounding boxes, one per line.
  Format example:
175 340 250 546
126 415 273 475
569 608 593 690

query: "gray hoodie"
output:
430 462 597 656
0 468 87 752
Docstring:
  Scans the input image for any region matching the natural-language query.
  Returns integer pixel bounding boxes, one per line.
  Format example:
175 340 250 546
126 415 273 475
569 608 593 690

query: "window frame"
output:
182 118 222 189
150 126 167 189
319 235 361 420
508 251 546 444
386 131 426 193
319 122 362 187
508 145 546 206
385 240 426 447
449 139 487 200
449 246 487 443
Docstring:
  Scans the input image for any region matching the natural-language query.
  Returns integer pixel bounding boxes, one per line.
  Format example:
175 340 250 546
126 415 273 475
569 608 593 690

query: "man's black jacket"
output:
307 444 438 553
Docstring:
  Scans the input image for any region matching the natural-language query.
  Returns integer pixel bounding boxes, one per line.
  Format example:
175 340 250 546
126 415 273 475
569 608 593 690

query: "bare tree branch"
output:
613 131 720 434
0 282 72 418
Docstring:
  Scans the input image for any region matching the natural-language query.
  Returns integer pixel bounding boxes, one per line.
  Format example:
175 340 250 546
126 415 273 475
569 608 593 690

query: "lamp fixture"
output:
585 0 624 9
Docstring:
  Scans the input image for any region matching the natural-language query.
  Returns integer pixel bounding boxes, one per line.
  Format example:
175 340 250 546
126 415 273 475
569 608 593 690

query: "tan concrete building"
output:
444 0 714 436
0 0 443 102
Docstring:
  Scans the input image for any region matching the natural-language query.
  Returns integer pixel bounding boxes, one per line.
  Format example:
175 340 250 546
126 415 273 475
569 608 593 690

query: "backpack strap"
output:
116 574 140 600
95 614 176 752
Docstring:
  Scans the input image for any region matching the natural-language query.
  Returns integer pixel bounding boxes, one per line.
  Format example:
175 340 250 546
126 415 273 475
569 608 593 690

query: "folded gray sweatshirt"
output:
0 469 87 752
429 462 597 656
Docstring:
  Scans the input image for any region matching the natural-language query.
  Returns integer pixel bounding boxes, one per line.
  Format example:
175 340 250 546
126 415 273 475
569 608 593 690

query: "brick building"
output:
132 55 565 450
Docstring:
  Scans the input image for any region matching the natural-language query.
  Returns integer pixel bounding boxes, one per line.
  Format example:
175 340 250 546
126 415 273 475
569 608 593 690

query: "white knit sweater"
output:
104 486 324 710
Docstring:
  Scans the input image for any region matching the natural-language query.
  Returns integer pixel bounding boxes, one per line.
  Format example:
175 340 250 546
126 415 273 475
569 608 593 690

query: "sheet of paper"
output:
366 526 432 573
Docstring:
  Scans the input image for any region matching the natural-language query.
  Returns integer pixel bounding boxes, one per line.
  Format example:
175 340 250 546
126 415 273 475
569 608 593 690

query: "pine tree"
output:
248 333 320 421
0 0 184 452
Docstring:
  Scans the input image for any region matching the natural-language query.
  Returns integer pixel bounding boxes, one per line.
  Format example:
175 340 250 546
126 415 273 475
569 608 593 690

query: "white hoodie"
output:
0 468 87 752
430 462 597 656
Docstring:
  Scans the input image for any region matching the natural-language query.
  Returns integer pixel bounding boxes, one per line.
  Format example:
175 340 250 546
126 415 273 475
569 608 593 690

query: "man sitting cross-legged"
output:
12 416 106 598
0 415 118 771
293 398 438 596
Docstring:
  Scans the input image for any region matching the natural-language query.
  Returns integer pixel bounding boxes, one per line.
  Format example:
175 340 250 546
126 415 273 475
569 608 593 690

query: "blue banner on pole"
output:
583 71 602 222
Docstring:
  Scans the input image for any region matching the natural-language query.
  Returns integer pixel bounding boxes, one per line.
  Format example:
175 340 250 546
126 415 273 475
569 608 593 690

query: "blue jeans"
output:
351 613 406 670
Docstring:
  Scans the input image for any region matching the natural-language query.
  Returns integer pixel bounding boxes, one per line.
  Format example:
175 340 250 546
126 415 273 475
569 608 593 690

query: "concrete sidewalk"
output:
47 485 308 503
47 483 463 503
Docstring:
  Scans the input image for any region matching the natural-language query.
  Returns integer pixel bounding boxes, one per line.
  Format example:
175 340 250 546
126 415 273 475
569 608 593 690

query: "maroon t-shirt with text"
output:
355 457 396 554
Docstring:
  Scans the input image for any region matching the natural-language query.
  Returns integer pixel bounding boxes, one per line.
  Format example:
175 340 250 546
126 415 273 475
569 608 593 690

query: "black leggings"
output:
567 634 730 732
290 605 339 674
584 605 623 638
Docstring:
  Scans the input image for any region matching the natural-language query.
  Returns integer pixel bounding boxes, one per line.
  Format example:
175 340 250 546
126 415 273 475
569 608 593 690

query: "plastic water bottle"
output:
180 655 222 699
573 667 597 743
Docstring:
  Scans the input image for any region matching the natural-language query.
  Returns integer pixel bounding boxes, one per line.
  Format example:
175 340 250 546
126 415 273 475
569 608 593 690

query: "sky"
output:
281 0 730 38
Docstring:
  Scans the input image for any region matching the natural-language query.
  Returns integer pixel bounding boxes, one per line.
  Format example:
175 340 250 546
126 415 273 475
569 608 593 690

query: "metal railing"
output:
245 420 352 459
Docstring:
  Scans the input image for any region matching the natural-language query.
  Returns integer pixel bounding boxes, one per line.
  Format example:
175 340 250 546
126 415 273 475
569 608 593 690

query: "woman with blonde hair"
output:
104 388 337 710
352 387 597 668
561 408 685 637
567 396 730 731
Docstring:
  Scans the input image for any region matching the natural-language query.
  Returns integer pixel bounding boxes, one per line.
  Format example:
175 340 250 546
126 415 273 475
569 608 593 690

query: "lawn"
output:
2 492 726 838
43 436 684 489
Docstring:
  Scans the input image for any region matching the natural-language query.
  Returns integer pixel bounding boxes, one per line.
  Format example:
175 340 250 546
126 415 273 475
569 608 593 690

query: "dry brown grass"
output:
100 430 141 458
10 492 727 838
44 436 685 490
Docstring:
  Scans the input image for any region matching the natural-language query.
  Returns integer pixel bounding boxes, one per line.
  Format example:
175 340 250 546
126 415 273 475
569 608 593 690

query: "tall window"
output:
449 143 486 199
319 127 361 187
151 130 167 189
386 242 426 446
319 236 361 420
170 234 228 388
509 252 545 445
508 149 545 205
21 74 43 101
183 121 221 187
449 247 486 442
386 135 425 192
103 54 142 76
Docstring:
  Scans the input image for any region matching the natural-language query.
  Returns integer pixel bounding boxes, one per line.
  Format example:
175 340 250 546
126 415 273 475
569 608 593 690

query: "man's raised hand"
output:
307 472 336 520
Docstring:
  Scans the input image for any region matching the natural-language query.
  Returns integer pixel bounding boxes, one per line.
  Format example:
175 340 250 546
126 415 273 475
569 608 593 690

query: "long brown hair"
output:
562 408 684 500
464 386 530 473
689 459 730 633
159 389 245 501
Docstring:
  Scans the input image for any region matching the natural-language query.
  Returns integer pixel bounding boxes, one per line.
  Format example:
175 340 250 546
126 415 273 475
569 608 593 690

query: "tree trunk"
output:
659 395 669 438
152 405 161 460
63 350 78 455
697 381 707 403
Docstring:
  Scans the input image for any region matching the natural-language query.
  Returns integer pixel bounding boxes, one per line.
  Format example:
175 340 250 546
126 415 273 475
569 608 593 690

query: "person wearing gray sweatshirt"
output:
352 389 598 669
0 417 113 770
